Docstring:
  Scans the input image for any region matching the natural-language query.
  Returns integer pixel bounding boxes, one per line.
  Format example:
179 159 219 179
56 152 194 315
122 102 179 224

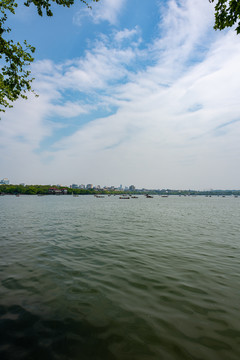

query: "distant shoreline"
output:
0 185 240 197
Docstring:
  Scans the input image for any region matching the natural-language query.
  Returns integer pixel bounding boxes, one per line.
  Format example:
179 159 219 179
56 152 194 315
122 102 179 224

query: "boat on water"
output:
119 196 130 199
161 195 168 198
146 194 153 198
131 196 138 199
95 195 105 198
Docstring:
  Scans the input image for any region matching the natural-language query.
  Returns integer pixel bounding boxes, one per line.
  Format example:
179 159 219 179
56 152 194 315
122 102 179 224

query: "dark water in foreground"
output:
0 195 240 360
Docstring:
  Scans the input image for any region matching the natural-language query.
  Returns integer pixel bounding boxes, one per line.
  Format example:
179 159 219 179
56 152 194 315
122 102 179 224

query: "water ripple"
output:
1 195 240 359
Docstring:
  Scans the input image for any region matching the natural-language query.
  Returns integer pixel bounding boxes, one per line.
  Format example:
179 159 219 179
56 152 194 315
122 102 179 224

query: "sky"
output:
1 0 240 189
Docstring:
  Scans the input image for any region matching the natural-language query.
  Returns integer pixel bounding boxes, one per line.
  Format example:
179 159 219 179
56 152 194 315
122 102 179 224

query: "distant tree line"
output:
0 185 240 196
0 185 95 195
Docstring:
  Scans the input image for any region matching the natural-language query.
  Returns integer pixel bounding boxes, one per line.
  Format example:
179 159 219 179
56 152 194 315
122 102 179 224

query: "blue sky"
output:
1 0 240 189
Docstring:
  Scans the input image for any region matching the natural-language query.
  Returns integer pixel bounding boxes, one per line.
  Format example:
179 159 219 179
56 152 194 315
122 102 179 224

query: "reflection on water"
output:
0 195 240 360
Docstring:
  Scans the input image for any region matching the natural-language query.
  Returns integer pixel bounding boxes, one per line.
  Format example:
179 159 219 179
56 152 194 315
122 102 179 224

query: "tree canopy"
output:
210 0 240 34
0 0 99 113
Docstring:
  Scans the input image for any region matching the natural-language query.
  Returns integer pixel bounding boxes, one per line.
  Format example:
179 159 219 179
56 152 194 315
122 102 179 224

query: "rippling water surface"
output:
0 195 240 360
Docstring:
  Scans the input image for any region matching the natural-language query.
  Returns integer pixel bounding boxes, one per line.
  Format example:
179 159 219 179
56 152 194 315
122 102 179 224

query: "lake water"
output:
0 195 240 360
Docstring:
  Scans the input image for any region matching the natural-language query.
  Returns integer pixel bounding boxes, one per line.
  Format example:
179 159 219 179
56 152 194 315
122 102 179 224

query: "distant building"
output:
129 185 135 191
0 178 9 185
71 184 79 189
79 184 85 189
48 187 67 195
86 184 93 189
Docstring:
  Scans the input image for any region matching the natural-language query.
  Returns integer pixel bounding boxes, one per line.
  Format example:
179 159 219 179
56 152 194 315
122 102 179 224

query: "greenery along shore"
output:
0 185 240 197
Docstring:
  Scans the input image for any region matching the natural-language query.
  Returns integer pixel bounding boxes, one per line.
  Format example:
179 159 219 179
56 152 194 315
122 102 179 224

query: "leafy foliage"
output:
0 0 99 113
210 0 240 34
24 0 96 17
0 0 36 112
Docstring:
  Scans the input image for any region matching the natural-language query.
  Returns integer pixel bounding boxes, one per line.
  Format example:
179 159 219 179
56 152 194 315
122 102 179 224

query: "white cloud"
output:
32 39 137 96
114 27 140 43
74 0 126 26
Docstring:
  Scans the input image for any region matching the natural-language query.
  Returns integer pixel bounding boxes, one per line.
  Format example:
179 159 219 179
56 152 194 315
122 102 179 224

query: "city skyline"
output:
1 0 240 189
1 177 240 191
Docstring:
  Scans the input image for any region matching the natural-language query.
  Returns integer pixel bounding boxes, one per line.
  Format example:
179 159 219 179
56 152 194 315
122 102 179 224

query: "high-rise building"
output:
71 184 79 189
0 178 9 185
